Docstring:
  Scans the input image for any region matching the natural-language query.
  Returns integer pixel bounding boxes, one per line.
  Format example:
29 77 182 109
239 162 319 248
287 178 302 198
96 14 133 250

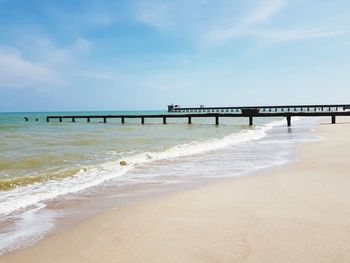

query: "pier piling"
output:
332 116 336 124
45 104 350 127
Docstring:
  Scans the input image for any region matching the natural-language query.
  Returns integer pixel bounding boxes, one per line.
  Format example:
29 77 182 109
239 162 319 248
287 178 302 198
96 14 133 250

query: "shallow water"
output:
0 111 323 254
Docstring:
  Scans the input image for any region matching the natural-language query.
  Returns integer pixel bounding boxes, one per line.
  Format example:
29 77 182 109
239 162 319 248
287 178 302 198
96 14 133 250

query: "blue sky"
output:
0 0 350 112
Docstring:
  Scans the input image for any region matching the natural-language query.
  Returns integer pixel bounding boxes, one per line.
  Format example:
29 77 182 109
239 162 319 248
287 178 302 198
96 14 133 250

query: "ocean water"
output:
0 111 322 254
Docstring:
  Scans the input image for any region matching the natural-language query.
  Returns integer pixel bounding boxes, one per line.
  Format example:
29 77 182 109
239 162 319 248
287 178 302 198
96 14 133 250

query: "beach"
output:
1 118 349 262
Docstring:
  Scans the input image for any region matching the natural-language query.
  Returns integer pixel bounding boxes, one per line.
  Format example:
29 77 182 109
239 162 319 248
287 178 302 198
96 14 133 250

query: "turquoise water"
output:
0 111 321 254
0 111 273 188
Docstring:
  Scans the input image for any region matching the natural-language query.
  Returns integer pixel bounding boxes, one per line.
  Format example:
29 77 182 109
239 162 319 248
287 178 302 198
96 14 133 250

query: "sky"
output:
0 0 350 112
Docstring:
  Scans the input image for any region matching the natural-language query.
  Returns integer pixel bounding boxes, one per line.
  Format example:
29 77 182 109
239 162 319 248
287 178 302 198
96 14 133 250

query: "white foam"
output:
0 203 55 255
0 119 288 217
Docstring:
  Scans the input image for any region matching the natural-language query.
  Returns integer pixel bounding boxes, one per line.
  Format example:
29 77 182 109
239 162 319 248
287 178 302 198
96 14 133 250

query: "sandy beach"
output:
1 118 350 263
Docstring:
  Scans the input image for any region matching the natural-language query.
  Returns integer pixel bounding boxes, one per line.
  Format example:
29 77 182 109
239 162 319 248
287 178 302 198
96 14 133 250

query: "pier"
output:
45 104 350 127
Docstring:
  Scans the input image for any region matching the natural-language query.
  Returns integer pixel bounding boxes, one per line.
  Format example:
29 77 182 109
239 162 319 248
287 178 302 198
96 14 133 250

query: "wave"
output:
0 119 287 216
0 167 84 191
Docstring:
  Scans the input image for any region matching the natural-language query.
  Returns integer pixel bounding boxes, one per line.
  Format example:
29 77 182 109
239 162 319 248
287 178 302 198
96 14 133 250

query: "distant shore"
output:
2 118 350 263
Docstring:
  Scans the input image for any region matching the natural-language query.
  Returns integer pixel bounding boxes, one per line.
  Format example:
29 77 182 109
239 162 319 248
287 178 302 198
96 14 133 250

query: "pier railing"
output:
167 104 350 114
43 104 350 127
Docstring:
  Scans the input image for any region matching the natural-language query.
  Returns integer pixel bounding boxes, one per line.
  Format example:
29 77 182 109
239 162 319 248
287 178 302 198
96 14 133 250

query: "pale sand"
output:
2 119 350 263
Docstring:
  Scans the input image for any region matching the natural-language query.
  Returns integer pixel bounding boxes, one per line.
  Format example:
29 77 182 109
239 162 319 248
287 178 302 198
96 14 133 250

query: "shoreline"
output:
1 116 306 255
1 118 350 262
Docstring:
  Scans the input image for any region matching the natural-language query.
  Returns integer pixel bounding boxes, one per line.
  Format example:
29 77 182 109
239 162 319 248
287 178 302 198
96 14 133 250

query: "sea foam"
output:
0 119 288 217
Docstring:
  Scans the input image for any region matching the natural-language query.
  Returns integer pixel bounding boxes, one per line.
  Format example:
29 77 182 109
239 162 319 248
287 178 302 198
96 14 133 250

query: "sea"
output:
0 111 323 255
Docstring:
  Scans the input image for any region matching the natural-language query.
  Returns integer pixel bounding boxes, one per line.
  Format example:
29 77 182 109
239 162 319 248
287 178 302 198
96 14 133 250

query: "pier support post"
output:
72 117 75 123
249 116 253 126
287 116 291 127
163 117 167 124
188 117 192 124
121 117 125 124
215 116 219 125
46 117 49 122
59 117 62 123
87 117 90 123
141 117 145 125
332 116 336 124
103 117 106 123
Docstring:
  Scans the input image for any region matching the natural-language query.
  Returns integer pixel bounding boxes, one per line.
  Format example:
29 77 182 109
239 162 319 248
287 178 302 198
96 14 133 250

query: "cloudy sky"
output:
0 0 349 112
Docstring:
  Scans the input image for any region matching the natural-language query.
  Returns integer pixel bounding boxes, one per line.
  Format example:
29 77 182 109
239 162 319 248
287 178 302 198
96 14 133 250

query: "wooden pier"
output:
45 104 350 127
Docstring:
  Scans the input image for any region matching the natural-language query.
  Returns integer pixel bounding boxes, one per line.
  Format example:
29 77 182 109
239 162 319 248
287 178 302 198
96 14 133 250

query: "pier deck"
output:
45 104 350 127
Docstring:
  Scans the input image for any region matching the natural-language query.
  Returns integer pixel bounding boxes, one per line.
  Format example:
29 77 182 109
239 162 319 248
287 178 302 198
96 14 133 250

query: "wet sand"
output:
1 118 350 263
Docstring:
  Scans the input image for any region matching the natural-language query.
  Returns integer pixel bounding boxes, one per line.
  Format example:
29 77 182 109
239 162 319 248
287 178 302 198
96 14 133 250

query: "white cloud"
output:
202 0 286 45
205 28 350 46
0 48 63 89
133 0 239 32
132 0 350 46
72 38 92 53
241 0 285 26
133 0 286 43
134 1 172 29
0 36 93 90
251 29 350 43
